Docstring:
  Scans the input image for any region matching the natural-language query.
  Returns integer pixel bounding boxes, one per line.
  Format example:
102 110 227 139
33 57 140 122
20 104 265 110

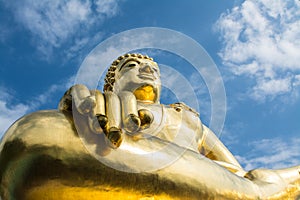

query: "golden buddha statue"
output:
0 53 299 200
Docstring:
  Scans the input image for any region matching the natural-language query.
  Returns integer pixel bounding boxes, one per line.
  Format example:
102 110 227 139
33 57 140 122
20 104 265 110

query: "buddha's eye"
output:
119 60 141 71
125 61 138 68
128 63 136 67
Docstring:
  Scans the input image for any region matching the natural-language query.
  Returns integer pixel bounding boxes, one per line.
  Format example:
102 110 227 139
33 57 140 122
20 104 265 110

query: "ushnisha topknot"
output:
103 53 154 92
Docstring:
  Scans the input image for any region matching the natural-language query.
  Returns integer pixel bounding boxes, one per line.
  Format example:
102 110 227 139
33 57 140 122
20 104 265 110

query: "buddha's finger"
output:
104 91 123 148
138 108 154 130
71 84 96 115
88 90 107 133
118 91 141 135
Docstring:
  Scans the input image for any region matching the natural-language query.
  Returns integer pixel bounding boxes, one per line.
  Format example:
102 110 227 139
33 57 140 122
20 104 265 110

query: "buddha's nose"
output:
139 64 154 73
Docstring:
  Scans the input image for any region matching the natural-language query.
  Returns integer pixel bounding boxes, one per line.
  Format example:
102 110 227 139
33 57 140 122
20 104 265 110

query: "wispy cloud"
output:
215 0 300 102
4 0 122 59
189 72 212 121
220 121 246 146
161 66 201 109
0 24 11 44
0 87 30 138
31 76 76 110
236 137 300 170
0 76 74 138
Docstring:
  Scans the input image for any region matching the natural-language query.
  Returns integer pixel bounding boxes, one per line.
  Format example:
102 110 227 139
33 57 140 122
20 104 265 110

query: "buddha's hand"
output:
90 91 153 148
67 85 153 149
118 91 154 132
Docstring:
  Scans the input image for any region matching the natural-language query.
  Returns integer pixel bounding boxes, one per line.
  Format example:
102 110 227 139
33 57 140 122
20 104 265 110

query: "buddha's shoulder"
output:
163 102 201 132
168 102 199 117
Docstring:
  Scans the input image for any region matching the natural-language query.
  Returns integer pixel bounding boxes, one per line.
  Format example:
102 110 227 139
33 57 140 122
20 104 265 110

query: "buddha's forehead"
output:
116 57 159 71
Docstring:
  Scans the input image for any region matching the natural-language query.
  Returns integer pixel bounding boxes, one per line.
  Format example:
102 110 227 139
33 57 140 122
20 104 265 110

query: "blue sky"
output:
0 0 300 171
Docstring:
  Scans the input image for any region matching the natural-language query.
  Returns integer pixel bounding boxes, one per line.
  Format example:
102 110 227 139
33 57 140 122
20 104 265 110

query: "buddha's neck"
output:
133 85 157 103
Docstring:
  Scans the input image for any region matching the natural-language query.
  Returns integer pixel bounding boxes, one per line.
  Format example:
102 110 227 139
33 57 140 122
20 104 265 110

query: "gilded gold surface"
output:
1 53 300 199
24 180 179 200
133 85 157 103
1 110 300 199
268 180 300 200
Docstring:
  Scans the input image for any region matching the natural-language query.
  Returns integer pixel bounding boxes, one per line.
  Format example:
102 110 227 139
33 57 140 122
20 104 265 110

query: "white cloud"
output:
0 102 29 138
0 87 30 138
0 25 10 44
33 76 75 109
0 76 74 138
221 122 246 146
252 77 292 101
95 0 119 16
64 33 104 60
189 72 212 119
294 75 300 87
4 0 122 58
65 37 90 60
215 0 300 102
160 66 201 110
236 137 300 170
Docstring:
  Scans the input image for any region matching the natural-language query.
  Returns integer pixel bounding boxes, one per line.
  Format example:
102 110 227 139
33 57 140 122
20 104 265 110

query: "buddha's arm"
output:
198 125 246 175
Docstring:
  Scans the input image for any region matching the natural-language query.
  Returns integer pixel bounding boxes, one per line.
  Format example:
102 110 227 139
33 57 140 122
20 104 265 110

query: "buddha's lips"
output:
137 73 155 81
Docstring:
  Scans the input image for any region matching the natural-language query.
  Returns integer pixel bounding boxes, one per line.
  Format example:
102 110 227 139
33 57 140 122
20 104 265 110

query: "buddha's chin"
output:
133 84 157 103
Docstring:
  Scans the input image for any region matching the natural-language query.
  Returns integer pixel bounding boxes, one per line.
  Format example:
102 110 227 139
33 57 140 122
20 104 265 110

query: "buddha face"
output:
113 57 161 103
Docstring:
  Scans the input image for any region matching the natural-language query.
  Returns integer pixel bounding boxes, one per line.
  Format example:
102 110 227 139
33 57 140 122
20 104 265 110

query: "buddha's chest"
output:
136 103 201 152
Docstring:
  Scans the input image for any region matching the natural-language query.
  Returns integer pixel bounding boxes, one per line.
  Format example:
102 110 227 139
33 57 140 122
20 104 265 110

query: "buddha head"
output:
104 53 161 104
